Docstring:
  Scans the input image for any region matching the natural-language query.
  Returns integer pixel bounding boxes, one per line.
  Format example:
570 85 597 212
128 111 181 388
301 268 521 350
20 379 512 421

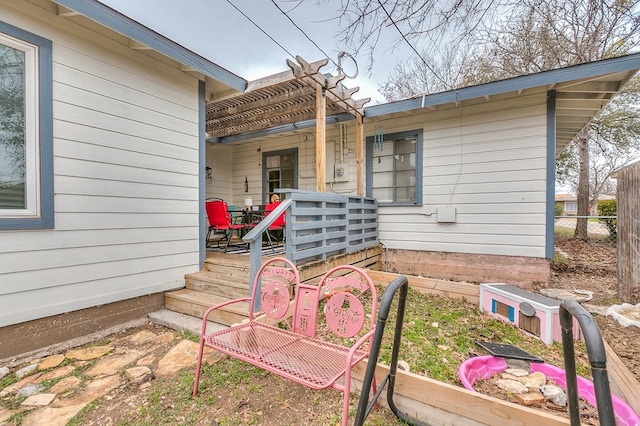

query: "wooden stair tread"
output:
166 289 249 315
186 271 249 287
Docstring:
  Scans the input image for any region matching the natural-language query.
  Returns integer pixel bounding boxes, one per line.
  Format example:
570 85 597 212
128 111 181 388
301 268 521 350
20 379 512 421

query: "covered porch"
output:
200 56 379 304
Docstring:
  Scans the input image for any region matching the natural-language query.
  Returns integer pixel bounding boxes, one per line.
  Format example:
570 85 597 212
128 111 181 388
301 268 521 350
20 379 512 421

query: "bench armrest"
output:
200 297 251 337
346 329 377 364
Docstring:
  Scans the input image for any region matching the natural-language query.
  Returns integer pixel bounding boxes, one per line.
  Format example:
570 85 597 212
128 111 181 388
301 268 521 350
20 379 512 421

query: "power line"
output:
377 0 456 92
269 0 341 70
225 0 296 60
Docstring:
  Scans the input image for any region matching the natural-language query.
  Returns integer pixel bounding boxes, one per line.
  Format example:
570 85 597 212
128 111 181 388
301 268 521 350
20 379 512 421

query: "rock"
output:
21 393 57 407
125 366 154 384
0 366 10 379
540 385 567 406
496 379 529 394
49 376 82 394
116 330 157 346
85 352 141 378
66 345 114 361
62 374 121 406
515 392 546 406
37 365 75 382
150 332 175 347
39 354 65 370
155 340 197 376
504 368 529 377
15 384 45 398
522 371 547 391
0 373 43 397
505 359 529 370
0 407 18 424
136 354 156 366
21 402 87 426
16 364 39 379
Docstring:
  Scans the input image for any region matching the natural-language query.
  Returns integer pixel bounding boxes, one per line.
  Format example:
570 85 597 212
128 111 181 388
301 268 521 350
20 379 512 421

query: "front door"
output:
263 148 297 203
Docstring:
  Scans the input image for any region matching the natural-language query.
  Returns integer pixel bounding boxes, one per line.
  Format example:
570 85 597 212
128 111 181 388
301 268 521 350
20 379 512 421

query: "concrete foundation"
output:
0 293 164 363
383 249 550 289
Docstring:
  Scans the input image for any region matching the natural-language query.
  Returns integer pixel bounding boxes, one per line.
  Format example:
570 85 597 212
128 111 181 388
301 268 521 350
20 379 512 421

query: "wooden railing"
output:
242 189 378 310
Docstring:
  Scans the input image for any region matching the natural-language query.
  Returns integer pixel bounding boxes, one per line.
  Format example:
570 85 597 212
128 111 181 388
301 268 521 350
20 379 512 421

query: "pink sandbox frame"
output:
458 355 640 426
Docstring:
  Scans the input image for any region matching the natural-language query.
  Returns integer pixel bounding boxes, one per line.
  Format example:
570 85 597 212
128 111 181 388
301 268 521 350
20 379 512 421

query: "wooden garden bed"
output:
358 270 640 425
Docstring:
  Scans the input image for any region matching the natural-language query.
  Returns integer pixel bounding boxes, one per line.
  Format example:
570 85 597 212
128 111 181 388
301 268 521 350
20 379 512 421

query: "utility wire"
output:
269 0 341 70
377 0 456 92
225 0 296 60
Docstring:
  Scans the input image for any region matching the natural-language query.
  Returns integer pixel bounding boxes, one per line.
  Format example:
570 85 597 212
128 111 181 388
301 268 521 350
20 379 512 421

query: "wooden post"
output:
355 113 364 196
617 162 640 303
316 85 326 192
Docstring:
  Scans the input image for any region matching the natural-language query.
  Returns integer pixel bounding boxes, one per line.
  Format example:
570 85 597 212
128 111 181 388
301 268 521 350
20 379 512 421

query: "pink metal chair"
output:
205 199 245 252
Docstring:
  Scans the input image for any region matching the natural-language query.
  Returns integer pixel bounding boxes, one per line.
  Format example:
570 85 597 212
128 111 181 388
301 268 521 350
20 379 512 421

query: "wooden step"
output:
185 271 249 299
205 253 251 269
164 289 249 326
204 263 251 278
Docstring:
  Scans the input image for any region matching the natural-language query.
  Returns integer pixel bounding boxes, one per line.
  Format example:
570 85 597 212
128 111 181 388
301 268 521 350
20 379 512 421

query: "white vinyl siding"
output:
0 2 201 327
205 143 232 201
376 92 548 257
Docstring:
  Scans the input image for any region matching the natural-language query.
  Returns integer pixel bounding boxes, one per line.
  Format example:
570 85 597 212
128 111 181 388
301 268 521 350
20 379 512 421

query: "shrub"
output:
554 202 564 217
597 199 617 241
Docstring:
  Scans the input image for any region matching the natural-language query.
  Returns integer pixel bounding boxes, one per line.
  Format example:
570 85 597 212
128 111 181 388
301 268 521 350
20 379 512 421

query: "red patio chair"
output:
263 201 285 252
205 199 245 252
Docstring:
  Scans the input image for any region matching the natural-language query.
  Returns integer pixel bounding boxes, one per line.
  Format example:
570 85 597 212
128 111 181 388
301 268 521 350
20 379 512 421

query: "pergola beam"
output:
207 86 315 119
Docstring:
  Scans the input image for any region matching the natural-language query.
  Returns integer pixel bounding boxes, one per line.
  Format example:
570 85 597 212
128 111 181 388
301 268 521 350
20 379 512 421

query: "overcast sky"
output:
98 0 409 103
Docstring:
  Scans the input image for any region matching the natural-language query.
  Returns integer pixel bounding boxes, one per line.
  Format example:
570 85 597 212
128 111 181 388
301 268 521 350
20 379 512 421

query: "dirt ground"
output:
551 236 640 382
70 237 640 425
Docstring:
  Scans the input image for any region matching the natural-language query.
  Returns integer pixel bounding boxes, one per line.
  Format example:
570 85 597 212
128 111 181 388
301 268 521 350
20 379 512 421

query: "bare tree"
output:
368 0 640 240
378 46 470 100
300 0 500 73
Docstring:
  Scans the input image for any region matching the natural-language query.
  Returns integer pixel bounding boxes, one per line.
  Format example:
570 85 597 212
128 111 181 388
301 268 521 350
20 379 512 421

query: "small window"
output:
0 22 53 229
565 202 577 212
366 129 422 205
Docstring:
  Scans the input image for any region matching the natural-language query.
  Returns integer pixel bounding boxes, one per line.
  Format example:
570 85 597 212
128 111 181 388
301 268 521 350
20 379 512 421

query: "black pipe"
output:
560 298 615 426
354 275 427 426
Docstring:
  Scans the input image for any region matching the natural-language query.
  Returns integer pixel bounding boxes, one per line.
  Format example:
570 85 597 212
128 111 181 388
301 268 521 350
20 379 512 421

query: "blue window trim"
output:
0 21 54 230
366 129 423 206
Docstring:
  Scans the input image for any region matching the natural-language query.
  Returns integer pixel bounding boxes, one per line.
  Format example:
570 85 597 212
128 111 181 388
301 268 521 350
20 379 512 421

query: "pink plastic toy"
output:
458 356 640 426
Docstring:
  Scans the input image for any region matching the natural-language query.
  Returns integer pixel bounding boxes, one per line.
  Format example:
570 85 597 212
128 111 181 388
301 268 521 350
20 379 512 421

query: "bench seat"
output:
204 321 370 389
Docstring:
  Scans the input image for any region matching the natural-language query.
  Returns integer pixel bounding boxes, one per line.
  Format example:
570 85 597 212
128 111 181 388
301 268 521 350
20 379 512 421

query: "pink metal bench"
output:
192 257 378 426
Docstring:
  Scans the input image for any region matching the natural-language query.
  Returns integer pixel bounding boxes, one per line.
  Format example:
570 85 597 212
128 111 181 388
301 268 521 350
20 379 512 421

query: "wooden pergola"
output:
205 56 370 195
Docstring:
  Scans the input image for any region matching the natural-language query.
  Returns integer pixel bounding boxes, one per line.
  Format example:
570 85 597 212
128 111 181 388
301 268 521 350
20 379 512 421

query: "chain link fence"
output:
554 216 617 243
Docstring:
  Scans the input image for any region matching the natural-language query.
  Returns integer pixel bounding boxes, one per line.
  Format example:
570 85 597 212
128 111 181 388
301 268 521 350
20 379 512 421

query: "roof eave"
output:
365 52 640 118
54 0 247 92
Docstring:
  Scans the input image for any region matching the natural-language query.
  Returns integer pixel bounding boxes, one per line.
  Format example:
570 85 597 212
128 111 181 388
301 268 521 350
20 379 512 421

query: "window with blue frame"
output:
0 21 53 229
366 129 422 205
